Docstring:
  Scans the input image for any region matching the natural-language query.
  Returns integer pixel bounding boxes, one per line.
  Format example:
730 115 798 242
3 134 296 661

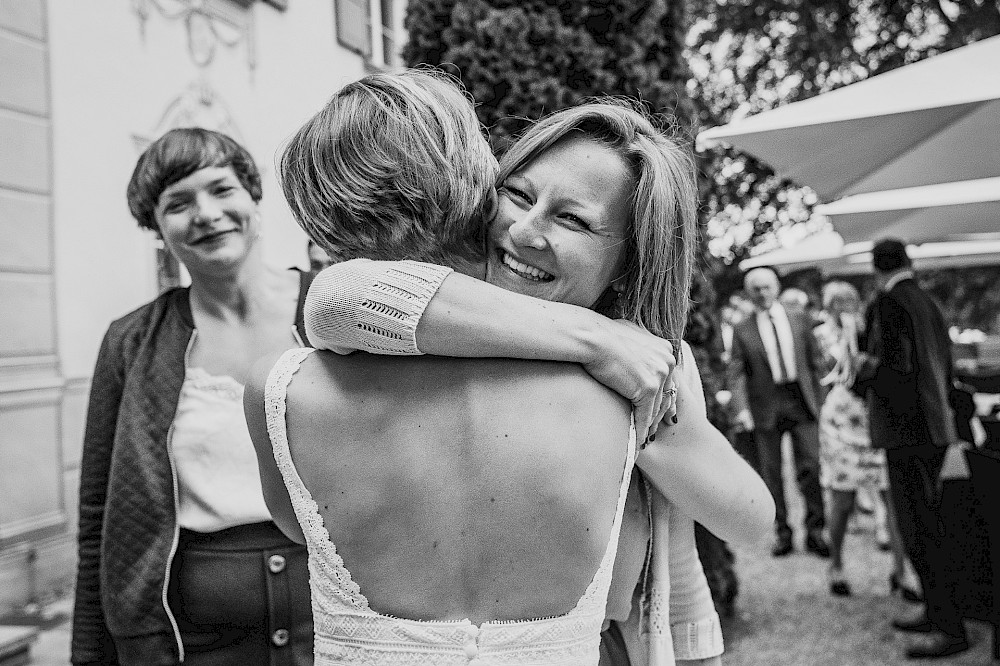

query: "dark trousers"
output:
885 444 965 638
167 521 313 666
755 382 825 537
598 621 631 665
731 429 760 475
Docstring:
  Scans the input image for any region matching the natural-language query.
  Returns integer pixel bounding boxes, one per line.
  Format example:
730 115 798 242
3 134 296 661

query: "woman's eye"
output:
214 186 235 196
502 185 531 204
560 213 591 231
163 201 188 214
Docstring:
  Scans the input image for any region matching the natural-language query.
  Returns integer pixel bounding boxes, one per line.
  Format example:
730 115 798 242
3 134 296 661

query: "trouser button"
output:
268 554 286 573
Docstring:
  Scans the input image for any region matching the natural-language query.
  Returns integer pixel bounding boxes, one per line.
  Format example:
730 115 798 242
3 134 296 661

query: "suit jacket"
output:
854 278 956 449
726 306 826 431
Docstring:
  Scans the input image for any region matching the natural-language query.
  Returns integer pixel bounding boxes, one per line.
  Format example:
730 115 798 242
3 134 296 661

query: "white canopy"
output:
739 231 1000 276
739 231 847 272
697 36 1000 201
814 177 1000 243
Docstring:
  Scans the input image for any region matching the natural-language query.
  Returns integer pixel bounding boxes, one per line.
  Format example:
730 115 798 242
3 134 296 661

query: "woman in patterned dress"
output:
816 281 917 599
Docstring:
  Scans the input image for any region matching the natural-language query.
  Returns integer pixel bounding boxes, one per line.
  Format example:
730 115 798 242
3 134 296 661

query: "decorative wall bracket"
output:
132 0 257 70
131 79 245 156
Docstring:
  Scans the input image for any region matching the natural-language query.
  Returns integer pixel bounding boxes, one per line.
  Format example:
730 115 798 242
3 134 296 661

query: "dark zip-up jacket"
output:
71 271 313 665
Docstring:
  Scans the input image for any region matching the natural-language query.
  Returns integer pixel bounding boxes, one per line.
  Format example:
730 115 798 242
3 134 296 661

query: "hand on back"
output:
582 318 677 443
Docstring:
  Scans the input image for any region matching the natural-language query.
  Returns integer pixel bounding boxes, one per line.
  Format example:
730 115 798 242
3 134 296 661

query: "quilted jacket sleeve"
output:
71 325 127 665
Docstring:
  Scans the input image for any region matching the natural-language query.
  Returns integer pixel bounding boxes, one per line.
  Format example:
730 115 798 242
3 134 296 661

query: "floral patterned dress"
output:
815 315 888 492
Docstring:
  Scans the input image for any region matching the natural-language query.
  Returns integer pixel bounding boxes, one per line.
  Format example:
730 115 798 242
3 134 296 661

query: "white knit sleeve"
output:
666 503 724 660
304 258 453 355
668 344 724 660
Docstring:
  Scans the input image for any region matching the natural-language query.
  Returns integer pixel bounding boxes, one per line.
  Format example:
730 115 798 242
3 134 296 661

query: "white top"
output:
302 258 724 662
172 367 272 532
755 304 798 383
265 347 637 665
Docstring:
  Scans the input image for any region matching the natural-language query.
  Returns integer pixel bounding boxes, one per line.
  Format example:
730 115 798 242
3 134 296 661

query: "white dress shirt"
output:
755 303 798 384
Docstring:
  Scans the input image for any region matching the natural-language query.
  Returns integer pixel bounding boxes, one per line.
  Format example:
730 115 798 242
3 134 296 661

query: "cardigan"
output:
71 270 313 665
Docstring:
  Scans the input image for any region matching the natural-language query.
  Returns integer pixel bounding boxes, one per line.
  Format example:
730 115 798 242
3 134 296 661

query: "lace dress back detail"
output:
265 347 636 665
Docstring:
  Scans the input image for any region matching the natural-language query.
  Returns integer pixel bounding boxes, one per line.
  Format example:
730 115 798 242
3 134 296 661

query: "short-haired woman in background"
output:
72 128 315 665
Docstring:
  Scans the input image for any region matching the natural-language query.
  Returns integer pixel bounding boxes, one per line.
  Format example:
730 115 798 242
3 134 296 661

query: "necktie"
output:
768 313 791 384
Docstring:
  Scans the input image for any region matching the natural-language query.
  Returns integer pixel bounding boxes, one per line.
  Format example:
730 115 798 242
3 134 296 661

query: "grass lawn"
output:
721 445 995 665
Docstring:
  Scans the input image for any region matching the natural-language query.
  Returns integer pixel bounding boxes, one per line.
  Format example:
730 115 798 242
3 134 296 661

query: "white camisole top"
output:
265 346 637 666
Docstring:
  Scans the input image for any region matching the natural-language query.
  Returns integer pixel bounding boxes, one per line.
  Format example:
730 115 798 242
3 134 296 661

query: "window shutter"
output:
335 0 371 57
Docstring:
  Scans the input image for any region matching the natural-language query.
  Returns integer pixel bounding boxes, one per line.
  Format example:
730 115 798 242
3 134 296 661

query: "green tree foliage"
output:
688 0 1000 265
923 266 1000 334
404 0 692 149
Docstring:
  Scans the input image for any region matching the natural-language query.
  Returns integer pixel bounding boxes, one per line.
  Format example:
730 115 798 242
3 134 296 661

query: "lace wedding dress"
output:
264 347 637 665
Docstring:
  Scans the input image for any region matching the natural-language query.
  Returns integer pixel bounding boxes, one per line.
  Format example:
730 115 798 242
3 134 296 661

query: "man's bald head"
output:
744 268 781 311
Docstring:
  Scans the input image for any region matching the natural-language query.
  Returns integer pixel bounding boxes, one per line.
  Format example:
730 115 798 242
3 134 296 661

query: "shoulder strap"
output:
262 347 372 611
264 347 316 503
572 415 637 614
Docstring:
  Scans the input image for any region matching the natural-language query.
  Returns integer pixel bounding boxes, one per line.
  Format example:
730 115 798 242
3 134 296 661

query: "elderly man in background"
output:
727 268 829 558
854 238 969 660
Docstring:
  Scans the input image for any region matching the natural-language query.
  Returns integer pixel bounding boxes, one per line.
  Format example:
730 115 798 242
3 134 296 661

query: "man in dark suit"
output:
854 239 968 660
727 268 829 558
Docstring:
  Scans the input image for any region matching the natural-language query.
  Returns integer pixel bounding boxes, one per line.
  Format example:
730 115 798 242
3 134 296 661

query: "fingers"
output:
634 394 655 446
662 382 678 424
650 382 670 428
647 385 665 443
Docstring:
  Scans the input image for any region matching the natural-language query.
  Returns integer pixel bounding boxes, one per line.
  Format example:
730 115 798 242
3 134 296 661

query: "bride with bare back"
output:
246 70 772 665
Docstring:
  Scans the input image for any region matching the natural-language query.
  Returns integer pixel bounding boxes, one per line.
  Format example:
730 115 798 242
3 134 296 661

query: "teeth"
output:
501 252 553 281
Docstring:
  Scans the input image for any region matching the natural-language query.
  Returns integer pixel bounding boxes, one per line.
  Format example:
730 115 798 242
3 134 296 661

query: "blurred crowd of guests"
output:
702 240 992 660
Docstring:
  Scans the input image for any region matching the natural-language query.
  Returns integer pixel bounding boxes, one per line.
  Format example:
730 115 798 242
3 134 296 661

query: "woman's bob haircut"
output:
279 68 497 266
127 127 262 233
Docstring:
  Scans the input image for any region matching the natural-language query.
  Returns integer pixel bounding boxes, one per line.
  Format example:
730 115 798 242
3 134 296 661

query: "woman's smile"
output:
190 228 237 246
155 166 260 272
499 249 554 282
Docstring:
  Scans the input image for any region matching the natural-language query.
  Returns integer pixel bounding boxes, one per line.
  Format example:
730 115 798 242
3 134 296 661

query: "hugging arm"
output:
639 343 775 546
668 502 724 665
304 259 677 440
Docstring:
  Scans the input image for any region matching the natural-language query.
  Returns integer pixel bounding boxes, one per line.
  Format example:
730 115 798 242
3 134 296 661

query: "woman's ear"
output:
611 275 628 296
482 188 499 223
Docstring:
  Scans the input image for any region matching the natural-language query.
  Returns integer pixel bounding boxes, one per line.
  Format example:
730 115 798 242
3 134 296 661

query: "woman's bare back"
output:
277 350 632 625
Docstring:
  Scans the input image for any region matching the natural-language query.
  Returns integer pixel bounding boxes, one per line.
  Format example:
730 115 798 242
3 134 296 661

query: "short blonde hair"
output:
821 281 860 311
279 68 498 265
498 100 698 348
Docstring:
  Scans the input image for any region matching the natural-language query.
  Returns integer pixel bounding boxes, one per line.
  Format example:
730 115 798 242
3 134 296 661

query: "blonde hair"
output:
279 68 498 265
498 100 698 347
821 281 860 311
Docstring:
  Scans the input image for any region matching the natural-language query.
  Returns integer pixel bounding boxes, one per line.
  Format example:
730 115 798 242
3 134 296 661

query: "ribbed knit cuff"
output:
671 612 724 660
